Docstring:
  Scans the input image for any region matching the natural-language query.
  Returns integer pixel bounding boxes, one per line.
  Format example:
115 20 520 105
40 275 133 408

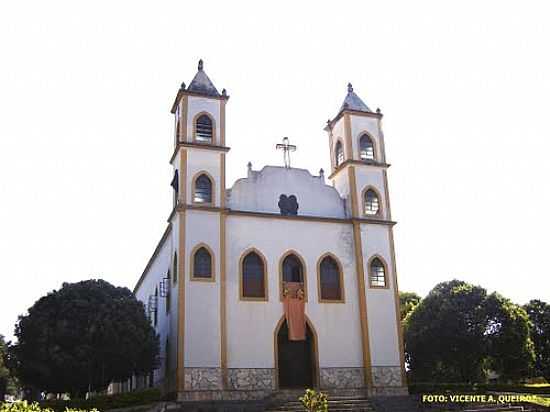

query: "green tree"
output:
485 293 534 382
11 279 159 398
399 291 421 321
404 280 489 383
524 300 550 381
1 335 10 400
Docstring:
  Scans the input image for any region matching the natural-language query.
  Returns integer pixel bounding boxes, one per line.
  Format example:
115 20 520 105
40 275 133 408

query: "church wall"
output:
184 209 221 368
349 116 381 161
361 224 401 370
353 169 387 219
186 96 221 145
227 167 346 218
225 215 363 370
185 150 222 208
134 228 174 387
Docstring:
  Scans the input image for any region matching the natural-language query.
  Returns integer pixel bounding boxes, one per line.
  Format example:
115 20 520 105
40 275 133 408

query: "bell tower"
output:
324 84 406 390
169 60 230 394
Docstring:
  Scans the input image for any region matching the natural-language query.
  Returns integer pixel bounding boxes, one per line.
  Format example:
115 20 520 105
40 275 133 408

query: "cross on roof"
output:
276 137 297 168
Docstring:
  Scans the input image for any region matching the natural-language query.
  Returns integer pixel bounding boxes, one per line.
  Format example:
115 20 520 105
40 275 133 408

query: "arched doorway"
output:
275 317 318 389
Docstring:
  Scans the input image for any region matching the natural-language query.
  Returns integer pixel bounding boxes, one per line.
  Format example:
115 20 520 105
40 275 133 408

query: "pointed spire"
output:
187 59 221 97
339 82 371 113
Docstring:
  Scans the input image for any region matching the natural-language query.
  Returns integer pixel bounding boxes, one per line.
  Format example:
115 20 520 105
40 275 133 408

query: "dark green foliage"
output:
0 335 9 400
405 280 489 383
404 280 534 383
524 300 550 382
399 291 421 321
11 279 159 397
485 293 535 381
39 389 163 412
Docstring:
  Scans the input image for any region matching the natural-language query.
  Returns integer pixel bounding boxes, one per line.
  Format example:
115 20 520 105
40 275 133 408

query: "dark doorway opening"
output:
277 320 315 389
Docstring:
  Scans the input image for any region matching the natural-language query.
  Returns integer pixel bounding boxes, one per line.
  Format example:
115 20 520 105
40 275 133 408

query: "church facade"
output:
133 60 407 401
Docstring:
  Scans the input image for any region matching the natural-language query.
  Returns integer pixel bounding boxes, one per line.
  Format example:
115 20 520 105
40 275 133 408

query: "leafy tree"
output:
404 280 535 384
1 335 10 400
485 293 534 382
11 279 159 398
524 300 550 381
399 291 421 321
404 280 489 383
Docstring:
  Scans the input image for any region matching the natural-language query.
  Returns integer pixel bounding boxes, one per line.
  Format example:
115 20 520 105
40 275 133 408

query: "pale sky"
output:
1 0 549 341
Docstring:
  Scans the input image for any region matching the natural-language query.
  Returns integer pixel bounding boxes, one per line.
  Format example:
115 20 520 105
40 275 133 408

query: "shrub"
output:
39 389 161 412
299 389 328 412
0 401 98 412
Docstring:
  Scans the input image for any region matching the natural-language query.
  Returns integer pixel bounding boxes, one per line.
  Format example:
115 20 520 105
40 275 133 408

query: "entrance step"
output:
266 397 375 412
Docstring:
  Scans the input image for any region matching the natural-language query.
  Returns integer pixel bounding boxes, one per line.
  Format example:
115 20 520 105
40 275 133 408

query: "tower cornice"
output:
324 108 383 131
171 89 229 114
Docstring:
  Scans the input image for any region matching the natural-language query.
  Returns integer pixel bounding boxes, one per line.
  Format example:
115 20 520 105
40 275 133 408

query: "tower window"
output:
319 255 343 302
241 251 267 300
359 134 375 161
369 257 387 288
195 114 213 143
192 246 213 280
364 189 380 216
194 174 213 204
335 141 344 167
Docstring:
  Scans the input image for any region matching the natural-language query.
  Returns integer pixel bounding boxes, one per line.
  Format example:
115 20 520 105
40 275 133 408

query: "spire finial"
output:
198 59 204 71
347 83 353 93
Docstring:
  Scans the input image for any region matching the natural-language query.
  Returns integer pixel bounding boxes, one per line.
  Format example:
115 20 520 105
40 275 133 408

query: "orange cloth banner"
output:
283 282 306 341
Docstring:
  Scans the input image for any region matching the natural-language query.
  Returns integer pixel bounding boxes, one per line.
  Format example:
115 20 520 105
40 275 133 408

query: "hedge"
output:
1 401 97 412
409 383 550 395
39 389 164 412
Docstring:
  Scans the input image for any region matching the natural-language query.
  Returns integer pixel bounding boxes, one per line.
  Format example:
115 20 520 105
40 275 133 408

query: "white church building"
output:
132 60 407 401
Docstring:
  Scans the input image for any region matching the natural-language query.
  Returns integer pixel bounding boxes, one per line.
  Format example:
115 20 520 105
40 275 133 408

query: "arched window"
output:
241 251 267 300
192 246 213 280
364 189 380 216
335 141 344 167
280 253 307 300
194 174 212 204
283 254 303 283
173 252 178 284
318 255 343 302
195 114 213 143
369 257 387 288
359 134 375 161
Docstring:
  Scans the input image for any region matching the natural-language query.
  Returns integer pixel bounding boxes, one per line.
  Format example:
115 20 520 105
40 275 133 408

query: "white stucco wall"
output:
227 166 346 218
184 209 221 367
362 224 401 367
225 215 363 369
186 96 221 145
134 227 174 384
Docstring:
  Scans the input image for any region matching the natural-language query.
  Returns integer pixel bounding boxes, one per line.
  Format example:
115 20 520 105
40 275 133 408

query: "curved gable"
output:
227 166 347 218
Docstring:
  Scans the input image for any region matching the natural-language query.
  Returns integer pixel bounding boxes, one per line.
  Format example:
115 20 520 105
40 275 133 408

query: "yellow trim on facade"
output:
278 250 308 302
344 112 353 160
316 252 346 304
180 95 188 143
220 99 226 147
192 111 217 145
179 150 187 205
351 222 373 387
190 170 216 207
189 242 216 282
348 166 359 218
273 315 320 389
366 254 391 290
238 248 269 302
220 153 226 209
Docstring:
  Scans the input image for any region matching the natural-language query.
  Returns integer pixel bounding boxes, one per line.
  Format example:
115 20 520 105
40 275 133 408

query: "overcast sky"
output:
1 0 549 340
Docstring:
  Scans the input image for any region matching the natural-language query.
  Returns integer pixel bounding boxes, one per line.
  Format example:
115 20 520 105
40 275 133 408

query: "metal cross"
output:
276 137 297 168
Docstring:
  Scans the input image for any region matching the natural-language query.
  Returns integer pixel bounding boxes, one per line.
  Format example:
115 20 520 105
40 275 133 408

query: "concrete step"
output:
266 397 375 412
